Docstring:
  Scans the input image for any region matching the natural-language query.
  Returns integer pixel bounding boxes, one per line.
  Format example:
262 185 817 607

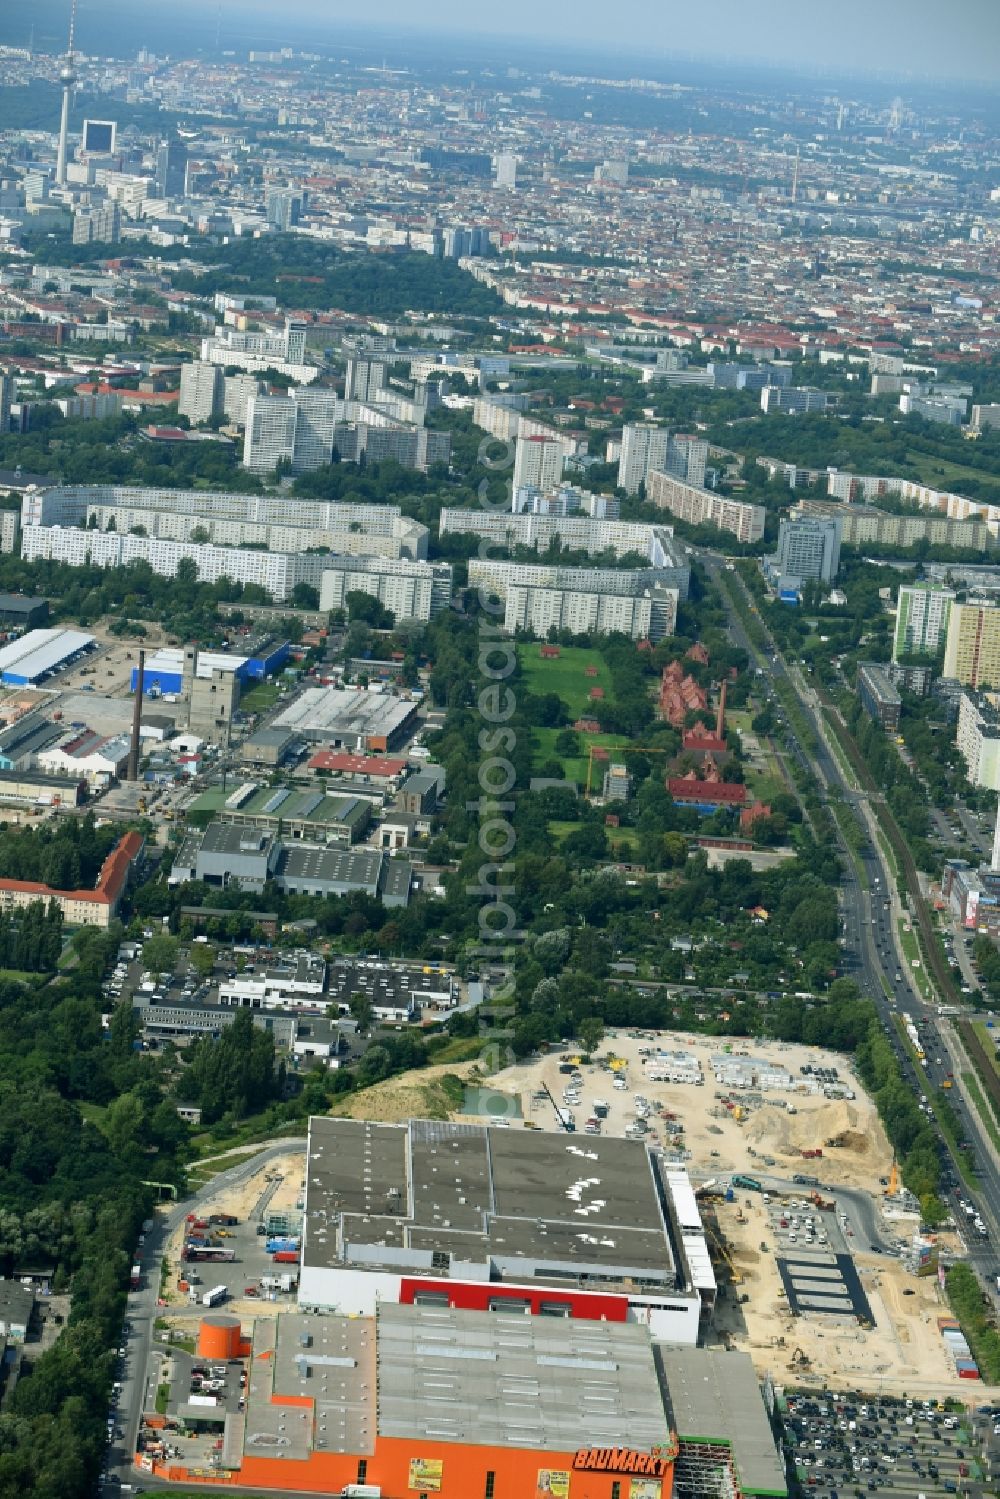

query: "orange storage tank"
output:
198 1315 243 1361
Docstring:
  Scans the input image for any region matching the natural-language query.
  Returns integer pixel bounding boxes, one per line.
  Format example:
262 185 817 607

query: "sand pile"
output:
745 1099 868 1157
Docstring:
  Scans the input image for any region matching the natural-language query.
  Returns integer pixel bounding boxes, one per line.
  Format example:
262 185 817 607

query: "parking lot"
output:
778 1388 998 1498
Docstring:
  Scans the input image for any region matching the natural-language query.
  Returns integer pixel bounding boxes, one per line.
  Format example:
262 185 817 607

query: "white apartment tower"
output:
178 362 224 425
243 394 298 474
345 357 387 405
618 423 671 495
513 434 564 494
495 151 517 189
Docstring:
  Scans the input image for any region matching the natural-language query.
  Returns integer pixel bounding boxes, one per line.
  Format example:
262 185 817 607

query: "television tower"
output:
55 0 78 187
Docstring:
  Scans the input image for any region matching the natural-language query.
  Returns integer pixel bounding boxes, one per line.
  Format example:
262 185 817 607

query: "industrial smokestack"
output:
128 648 145 782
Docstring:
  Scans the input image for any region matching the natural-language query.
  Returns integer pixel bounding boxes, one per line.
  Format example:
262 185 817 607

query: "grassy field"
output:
905 449 1000 500
517 643 613 719
550 819 639 856
240 681 283 713
533 727 623 788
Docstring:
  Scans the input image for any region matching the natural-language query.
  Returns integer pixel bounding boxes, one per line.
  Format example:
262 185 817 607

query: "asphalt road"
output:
107 1139 306 1494
699 552 1000 1286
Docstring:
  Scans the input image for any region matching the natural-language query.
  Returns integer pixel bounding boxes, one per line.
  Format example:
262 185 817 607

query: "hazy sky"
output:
222 0 1000 82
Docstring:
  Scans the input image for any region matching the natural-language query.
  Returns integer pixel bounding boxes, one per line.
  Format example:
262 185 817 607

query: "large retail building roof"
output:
303 1117 679 1287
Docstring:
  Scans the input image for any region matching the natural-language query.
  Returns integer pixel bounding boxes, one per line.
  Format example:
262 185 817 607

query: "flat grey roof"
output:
243 1312 375 1461
660 1344 787 1497
200 822 276 857
304 1118 677 1286
377 1303 669 1453
278 845 382 886
275 687 415 738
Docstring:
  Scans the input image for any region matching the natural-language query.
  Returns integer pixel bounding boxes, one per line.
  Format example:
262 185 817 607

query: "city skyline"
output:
6 0 1000 85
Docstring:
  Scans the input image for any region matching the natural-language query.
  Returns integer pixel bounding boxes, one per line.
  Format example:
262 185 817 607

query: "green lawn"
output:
517 643 614 719
905 449 1000 500
240 681 282 713
897 917 933 1001
972 1021 1000 1078
533 727 623 789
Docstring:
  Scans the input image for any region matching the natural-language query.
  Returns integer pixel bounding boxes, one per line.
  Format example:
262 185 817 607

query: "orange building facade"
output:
155 1438 676 1499
144 1308 677 1499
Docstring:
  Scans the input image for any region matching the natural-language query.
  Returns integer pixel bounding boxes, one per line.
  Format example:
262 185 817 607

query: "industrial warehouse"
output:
274 686 420 752
0 628 95 685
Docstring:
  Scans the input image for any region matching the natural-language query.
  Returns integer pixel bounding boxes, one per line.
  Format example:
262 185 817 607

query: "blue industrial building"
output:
131 640 290 695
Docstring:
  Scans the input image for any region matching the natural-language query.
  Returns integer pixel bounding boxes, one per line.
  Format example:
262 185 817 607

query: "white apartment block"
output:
971 404 1000 432
512 433 565 492
472 395 526 443
344 357 387 404
505 585 657 640
468 559 679 639
200 318 314 381
439 508 689 589
243 394 299 473
826 471 1000 533
319 558 453 622
223 374 265 425
19 526 327 600
957 692 1000 791
646 471 766 544
178 362 223 424
618 423 671 495
21 484 429 563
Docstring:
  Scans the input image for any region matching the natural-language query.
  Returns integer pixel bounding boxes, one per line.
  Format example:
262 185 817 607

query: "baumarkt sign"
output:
573 1449 669 1476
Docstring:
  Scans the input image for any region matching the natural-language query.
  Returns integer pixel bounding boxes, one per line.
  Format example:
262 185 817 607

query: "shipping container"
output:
273 1249 300 1264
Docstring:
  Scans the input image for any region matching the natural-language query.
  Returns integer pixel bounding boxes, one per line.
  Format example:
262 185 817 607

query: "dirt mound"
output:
745 1099 866 1157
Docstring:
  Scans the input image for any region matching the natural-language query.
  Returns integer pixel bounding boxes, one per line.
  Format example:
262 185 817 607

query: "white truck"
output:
202 1284 228 1307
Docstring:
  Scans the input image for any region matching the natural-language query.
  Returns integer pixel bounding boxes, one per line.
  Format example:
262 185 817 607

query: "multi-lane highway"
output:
701 551 1000 1283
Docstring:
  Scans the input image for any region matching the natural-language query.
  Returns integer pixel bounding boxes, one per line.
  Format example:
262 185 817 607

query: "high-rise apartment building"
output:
155 139 188 199
71 201 121 245
663 433 708 489
319 558 453 622
495 151 517 189
893 583 955 663
760 386 829 414
0 374 11 435
774 515 841 583
265 188 303 230
244 386 340 476
201 318 309 375
513 434 565 493
943 603 1000 688
289 387 340 473
243 395 299 475
345 357 387 405
223 374 265 426
178 362 224 425
618 423 671 495
646 472 765 544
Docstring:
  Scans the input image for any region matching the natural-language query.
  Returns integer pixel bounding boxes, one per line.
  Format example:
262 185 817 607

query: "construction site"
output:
486 1029 978 1397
